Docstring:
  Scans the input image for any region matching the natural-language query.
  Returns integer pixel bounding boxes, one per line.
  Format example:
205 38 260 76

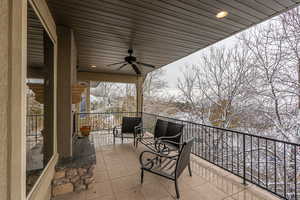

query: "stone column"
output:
136 75 145 114
57 26 77 158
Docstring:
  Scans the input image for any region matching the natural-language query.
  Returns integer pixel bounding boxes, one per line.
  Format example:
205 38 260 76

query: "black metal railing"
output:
75 112 138 133
75 112 299 200
26 114 43 149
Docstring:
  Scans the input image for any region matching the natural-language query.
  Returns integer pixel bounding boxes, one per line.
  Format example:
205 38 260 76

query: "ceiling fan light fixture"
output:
90 65 97 68
216 11 228 19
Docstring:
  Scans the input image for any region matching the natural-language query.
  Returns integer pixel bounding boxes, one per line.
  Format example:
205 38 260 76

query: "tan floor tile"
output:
57 143 279 200
95 170 110 183
140 182 172 200
95 163 107 172
89 195 116 200
114 188 145 200
180 189 206 200
205 169 246 196
107 166 131 179
86 181 114 200
159 178 191 197
192 183 229 200
52 191 86 200
229 186 280 200
180 173 207 188
111 175 141 192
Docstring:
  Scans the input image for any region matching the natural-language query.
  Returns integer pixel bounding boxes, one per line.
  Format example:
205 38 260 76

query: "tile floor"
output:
53 134 280 200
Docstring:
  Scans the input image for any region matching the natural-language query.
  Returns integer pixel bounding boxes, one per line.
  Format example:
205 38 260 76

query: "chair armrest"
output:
157 131 183 141
139 150 178 170
135 127 152 138
112 126 121 136
155 139 182 154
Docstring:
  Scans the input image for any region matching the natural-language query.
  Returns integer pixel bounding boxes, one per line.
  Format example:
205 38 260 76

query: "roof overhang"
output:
45 0 300 76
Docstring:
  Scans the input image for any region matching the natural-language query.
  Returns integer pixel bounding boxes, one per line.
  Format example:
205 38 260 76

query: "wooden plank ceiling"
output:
46 0 300 76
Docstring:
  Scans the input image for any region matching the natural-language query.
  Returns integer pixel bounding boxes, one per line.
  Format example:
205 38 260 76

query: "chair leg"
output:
188 162 192 177
136 139 139 148
113 136 115 145
175 179 180 199
141 169 144 184
121 136 123 144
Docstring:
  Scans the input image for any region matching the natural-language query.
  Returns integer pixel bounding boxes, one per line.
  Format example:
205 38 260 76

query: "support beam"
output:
57 26 77 158
77 71 138 84
136 75 145 113
5 1 28 199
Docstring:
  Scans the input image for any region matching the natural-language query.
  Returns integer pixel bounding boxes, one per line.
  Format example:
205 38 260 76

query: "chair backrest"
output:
175 138 194 178
165 122 184 147
153 119 168 138
121 117 142 134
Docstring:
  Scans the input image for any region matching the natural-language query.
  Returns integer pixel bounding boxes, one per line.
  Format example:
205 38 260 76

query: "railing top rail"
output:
76 112 138 115
76 111 300 146
26 114 43 117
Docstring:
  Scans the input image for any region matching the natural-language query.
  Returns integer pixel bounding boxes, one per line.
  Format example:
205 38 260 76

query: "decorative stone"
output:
54 170 65 179
66 168 77 178
52 183 73 196
81 174 92 180
52 178 69 186
84 177 95 185
87 182 96 190
78 168 87 176
88 164 96 174
70 175 80 184
74 180 86 192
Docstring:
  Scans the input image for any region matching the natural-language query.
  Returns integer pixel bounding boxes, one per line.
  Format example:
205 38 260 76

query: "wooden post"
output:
57 26 77 158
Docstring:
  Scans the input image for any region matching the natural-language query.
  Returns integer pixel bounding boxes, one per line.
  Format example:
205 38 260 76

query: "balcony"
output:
52 135 278 200
43 111 299 200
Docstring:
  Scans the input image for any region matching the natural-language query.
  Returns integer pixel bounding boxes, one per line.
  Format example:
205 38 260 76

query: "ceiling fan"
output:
106 49 155 75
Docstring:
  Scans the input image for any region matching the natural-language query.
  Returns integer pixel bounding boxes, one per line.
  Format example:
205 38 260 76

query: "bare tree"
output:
177 45 253 128
143 68 167 97
280 7 300 109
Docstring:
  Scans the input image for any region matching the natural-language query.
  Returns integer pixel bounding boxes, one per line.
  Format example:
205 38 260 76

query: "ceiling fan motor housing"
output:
125 55 136 63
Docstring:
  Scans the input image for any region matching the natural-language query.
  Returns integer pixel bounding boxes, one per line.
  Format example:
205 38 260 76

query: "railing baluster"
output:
231 132 234 172
265 139 268 189
284 143 286 198
237 134 240 175
274 141 277 193
243 134 246 185
258 138 260 185
251 136 253 183
294 145 297 200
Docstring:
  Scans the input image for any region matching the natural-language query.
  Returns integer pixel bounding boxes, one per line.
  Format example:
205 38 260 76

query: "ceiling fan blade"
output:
136 62 156 68
118 63 128 70
131 64 141 75
106 61 126 67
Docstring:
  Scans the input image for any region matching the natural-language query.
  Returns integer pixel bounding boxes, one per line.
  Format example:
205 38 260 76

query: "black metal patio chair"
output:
136 119 184 152
139 138 194 199
112 117 142 146
136 119 168 149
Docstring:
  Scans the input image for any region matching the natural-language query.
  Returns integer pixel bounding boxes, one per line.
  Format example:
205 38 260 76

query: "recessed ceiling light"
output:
216 11 228 19
90 65 97 68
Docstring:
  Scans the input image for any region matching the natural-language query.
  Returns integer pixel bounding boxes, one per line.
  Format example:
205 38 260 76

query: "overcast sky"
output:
161 36 238 89
159 13 281 89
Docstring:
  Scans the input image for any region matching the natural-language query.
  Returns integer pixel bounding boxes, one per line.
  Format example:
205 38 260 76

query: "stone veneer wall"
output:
52 164 95 196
